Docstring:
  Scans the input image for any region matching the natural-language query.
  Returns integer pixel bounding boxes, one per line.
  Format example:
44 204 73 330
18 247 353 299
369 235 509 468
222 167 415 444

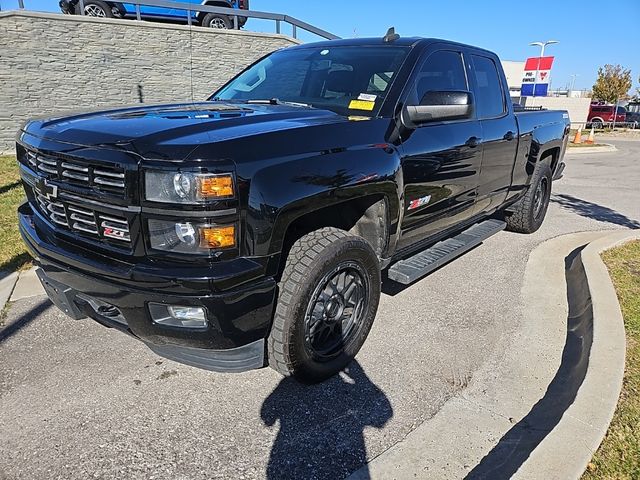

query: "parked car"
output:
16 33 569 383
59 0 249 29
587 103 626 127
624 110 640 127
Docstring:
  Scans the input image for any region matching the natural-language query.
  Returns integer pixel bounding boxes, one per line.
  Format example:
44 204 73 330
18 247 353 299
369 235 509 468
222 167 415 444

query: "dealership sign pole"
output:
522 40 558 97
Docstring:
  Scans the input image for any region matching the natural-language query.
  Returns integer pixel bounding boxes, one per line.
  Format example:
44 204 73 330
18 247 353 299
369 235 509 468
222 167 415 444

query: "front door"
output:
397 48 483 251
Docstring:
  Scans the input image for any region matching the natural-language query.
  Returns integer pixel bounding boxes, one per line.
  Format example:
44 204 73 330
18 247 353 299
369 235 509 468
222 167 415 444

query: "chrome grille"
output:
35 194 131 243
26 150 126 194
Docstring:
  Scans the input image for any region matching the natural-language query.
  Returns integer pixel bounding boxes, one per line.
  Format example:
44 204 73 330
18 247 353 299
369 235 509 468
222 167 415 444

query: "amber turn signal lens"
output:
200 225 235 249
198 175 234 199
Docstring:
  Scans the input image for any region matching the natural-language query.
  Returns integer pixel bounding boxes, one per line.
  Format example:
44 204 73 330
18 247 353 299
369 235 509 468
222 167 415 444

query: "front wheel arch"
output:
272 194 393 280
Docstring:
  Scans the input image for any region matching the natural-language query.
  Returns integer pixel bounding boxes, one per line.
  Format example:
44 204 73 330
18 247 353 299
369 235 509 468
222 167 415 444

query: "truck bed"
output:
515 109 570 137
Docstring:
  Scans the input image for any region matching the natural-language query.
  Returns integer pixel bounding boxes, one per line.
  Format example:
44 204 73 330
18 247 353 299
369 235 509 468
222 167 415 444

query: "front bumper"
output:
20 202 277 373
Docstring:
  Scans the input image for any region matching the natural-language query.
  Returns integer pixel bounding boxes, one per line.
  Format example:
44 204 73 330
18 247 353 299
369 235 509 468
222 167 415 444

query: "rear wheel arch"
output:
526 142 560 177
539 146 560 173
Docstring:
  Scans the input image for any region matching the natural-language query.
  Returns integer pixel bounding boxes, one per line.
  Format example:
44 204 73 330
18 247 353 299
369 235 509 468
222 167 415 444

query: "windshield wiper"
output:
245 98 313 108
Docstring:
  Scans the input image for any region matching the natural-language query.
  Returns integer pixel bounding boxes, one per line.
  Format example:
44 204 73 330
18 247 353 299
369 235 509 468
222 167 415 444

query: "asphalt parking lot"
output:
1 138 639 480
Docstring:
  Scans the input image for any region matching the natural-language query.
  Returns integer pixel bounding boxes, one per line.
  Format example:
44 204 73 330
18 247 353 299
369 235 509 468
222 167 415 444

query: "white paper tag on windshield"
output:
358 93 377 102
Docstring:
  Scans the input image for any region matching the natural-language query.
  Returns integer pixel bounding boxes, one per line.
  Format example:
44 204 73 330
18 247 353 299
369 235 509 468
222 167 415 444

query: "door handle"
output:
504 131 515 141
465 136 480 148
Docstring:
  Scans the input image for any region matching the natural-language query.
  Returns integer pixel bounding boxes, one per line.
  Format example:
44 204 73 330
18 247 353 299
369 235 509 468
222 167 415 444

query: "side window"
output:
471 55 506 118
413 50 467 104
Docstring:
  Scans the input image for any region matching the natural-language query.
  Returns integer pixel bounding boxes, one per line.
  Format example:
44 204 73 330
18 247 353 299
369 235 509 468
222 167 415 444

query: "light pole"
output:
529 40 559 97
569 74 579 93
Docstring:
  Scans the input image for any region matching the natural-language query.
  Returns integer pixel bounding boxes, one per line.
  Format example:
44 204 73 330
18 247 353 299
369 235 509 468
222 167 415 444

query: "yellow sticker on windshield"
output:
349 100 375 111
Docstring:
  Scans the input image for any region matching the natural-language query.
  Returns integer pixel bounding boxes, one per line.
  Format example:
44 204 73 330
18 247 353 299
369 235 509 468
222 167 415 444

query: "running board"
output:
388 219 506 285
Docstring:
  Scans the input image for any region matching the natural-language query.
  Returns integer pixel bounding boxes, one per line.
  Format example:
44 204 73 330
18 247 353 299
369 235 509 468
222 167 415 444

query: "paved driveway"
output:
1 139 639 480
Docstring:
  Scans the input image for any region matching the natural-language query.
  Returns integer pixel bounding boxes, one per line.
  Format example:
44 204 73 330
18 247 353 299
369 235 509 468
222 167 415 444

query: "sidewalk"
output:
0 267 45 314
351 229 638 479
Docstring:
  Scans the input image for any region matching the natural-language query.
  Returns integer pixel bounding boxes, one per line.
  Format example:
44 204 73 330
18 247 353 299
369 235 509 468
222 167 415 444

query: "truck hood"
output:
21 102 349 160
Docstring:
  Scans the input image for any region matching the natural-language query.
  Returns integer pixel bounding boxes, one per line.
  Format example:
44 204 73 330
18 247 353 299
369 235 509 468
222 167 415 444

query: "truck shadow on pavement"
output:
0 298 52 344
260 360 392 480
551 193 640 229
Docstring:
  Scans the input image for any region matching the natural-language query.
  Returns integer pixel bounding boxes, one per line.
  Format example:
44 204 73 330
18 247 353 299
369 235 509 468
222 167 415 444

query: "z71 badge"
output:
408 195 432 210
103 227 127 240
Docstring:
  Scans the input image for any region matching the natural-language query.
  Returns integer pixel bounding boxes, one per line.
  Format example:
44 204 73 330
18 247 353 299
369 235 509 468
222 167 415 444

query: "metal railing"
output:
575 121 640 130
71 0 340 40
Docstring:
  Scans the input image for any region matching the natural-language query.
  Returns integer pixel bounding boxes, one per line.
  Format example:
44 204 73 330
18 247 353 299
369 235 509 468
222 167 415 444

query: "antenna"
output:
383 27 400 43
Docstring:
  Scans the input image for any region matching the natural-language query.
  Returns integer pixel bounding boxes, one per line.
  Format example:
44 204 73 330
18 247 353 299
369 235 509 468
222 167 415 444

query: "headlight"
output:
148 219 236 254
145 171 234 204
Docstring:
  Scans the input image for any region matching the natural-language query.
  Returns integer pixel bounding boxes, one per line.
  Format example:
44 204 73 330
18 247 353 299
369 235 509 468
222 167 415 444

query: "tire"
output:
268 227 381 384
505 161 552 234
110 2 126 17
201 13 232 29
78 0 115 17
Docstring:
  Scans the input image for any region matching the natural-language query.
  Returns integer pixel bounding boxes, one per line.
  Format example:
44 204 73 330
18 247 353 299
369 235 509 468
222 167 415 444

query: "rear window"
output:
471 55 506 119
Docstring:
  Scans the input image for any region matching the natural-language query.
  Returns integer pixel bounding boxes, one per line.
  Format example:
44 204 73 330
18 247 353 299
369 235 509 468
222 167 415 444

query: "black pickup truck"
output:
16 33 569 383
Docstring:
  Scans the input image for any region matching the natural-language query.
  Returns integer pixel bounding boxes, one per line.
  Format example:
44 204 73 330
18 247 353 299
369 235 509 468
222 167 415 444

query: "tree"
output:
592 64 632 103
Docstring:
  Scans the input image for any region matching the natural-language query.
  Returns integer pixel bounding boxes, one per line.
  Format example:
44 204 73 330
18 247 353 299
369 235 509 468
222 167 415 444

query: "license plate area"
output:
36 269 87 320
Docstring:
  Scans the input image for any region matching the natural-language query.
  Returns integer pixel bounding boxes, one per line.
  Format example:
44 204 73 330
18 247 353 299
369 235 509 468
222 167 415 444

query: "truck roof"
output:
290 37 496 57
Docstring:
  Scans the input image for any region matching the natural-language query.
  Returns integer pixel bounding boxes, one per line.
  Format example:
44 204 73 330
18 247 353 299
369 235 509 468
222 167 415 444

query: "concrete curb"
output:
9 267 45 302
0 271 19 313
566 143 617 155
349 230 631 479
515 229 639 479
0 267 45 314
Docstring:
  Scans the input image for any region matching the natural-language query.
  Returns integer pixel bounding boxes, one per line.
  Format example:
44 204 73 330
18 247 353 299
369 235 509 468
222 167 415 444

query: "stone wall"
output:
0 10 299 151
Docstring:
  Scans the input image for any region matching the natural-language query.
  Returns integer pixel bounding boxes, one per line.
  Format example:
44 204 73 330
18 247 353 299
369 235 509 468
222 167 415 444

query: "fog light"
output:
149 303 207 329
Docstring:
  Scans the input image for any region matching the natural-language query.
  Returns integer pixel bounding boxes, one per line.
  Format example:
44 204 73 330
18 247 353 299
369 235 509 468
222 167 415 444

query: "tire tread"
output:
268 227 361 378
505 160 552 234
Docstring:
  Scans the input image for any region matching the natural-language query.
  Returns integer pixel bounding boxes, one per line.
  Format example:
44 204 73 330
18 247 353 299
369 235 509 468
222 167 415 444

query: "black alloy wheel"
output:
303 262 369 360
268 227 381 384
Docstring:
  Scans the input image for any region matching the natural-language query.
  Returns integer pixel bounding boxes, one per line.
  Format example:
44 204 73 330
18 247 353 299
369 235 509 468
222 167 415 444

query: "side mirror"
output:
404 90 474 125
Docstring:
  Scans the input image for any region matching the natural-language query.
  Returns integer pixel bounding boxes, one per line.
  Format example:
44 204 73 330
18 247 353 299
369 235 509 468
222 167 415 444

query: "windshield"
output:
212 46 411 117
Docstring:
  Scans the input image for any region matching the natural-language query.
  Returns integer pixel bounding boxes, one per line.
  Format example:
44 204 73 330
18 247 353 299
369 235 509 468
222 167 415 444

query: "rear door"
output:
469 53 519 214
397 47 483 251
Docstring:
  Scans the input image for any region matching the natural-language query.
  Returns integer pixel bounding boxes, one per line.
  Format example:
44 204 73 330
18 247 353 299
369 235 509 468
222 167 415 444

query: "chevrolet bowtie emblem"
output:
35 178 58 199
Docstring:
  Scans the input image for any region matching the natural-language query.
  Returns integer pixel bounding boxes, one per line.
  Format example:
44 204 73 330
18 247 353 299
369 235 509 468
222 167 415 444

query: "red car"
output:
588 103 626 127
